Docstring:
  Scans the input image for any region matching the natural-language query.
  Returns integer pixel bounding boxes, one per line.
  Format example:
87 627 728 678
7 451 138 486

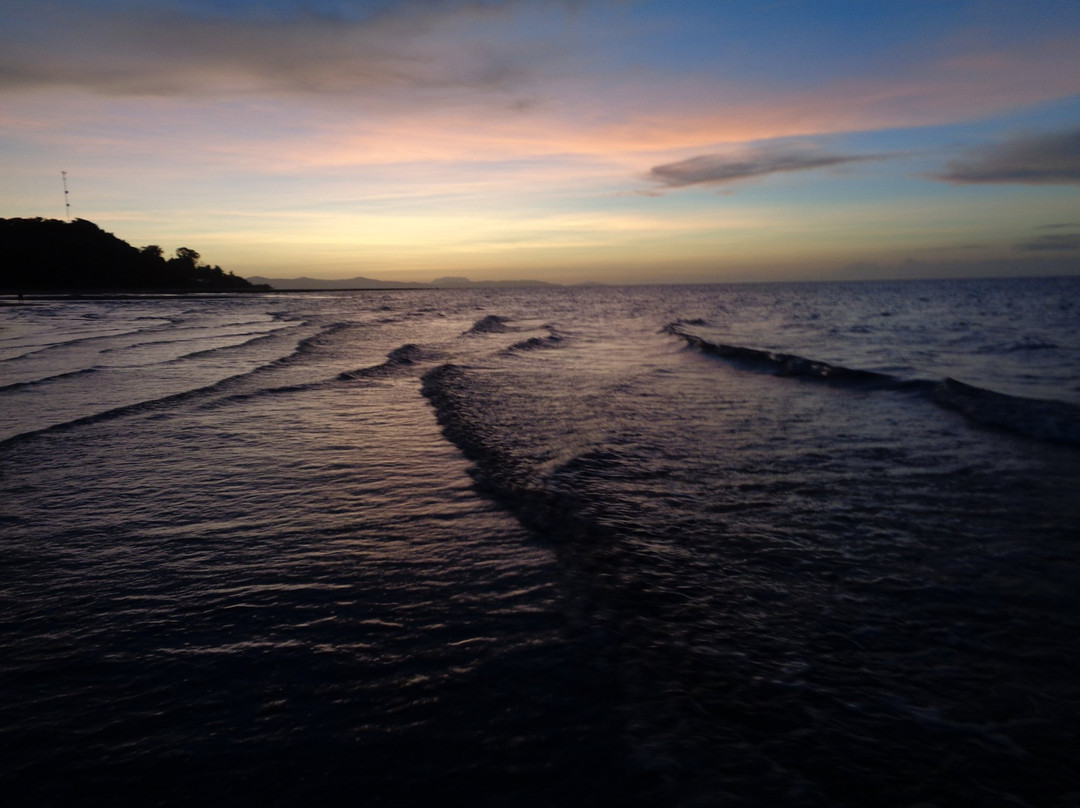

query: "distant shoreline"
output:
0 287 484 303
3 274 1078 305
1 290 282 303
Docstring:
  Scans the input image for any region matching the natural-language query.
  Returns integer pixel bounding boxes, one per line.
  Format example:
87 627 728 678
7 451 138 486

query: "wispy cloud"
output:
0 0 557 97
934 126 1080 185
1012 221 1080 252
5 1 1080 282
646 145 873 189
1016 233 1080 251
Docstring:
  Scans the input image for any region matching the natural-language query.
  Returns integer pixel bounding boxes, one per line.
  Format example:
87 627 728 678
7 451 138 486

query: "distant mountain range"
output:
244 275 560 290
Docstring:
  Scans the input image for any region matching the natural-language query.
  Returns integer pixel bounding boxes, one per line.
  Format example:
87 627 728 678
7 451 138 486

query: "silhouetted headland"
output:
0 217 269 294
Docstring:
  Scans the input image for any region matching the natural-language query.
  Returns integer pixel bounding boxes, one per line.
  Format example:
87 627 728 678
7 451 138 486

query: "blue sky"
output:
1 0 1078 282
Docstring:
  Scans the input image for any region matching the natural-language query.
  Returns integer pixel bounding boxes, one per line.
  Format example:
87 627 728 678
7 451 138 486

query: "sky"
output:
2 0 1080 284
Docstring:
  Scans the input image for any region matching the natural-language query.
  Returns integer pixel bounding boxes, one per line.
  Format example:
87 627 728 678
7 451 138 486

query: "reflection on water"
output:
2 279 1079 806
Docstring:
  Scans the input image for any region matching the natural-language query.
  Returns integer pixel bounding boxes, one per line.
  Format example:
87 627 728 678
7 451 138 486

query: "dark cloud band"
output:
0 0 547 96
1016 233 1080 251
935 126 1080 185
647 147 869 189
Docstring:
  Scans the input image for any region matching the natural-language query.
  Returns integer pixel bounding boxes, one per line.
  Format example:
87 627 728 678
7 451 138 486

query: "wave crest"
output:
663 323 896 386
932 378 1080 446
665 323 1080 447
466 315 511 334
338 343 443 381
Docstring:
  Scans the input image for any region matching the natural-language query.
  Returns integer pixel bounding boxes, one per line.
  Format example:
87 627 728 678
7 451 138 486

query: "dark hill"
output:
0 217 266 293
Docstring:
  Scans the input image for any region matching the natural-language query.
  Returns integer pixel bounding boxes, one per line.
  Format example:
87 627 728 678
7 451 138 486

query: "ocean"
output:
2 276 1079 807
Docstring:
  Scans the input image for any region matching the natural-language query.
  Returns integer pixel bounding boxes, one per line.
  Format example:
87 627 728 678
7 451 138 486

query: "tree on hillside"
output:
174 247 201 267
0 217 266 292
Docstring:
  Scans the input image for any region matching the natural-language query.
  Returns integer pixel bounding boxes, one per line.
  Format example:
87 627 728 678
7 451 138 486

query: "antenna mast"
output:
61 170 71 221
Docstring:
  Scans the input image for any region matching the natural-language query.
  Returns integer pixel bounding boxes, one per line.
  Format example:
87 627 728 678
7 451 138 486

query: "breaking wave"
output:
665 323 1080 446
0 366 101 394
0 327 156 363
503 335 562 353
0 323 340 449
662 323 901 386
466 315 511 334
338 343 445 380
932 378 1080 445
421 364 547 508
161 329 301 364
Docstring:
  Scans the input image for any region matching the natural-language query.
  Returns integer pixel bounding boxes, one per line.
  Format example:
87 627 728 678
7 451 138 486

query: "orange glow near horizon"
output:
2 2 1079 283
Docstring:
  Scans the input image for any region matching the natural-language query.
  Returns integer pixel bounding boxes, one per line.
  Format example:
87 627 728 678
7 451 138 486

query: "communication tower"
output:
61 170 71 220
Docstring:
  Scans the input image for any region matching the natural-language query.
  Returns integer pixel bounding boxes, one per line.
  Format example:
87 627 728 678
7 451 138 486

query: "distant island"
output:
0 217 268 293
244 274 560 290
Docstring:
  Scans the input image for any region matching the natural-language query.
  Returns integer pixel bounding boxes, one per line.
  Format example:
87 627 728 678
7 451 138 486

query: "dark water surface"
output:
2 278 1079 806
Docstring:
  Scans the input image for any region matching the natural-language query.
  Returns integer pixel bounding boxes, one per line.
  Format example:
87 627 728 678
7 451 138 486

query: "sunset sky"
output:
2 0 1079 283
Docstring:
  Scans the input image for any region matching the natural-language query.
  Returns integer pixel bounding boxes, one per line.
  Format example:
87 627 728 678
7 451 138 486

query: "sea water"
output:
1 277 1079 807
